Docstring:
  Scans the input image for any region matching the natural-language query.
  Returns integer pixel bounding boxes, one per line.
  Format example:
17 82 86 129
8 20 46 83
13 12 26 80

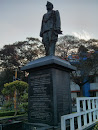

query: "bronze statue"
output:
40 1 62 56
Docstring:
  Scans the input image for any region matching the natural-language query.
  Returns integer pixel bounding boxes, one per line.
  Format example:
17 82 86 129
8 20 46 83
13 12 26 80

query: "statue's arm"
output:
40 16 44 37
55 10 61 31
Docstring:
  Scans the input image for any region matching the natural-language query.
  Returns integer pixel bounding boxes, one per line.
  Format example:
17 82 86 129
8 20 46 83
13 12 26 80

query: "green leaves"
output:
2 80 28 97
2 80 29 112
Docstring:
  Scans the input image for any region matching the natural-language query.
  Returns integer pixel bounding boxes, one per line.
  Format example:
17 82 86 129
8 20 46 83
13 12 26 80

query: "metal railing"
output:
61 97 98 130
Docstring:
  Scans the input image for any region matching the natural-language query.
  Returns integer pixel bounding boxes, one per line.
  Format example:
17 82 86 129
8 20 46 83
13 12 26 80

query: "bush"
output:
0 111 15 117
19 102 28 112
93 122 98 130
3 101 14 111
0 110 25 117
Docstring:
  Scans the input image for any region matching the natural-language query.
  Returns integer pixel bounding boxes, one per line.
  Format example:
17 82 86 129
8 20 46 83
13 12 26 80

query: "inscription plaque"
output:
28 70 53 124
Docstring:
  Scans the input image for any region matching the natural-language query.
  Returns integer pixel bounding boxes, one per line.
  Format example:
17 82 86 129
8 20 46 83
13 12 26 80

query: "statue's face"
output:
46 4 53 11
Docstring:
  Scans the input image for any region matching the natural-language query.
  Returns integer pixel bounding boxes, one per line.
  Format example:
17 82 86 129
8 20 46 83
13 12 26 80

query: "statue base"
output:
21 56 76 126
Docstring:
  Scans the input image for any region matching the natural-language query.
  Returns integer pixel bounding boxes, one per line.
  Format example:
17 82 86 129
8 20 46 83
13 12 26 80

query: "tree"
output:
56 35 98 58
0 37 44 94
0 69 14 94
0 45 20 69
0 37 44 69
2 80 29 115
56 36 98 96
19 93 28 112
71 45 98 96
0 35 98 97
56 35 80 57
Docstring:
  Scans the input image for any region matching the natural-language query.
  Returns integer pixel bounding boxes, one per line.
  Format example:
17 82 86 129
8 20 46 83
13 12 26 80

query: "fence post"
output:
70 118 75 130
77 98 80 112
83 100 87 126
92 99 96 121
78 116 82 129
61 116 66 130
96 99 98 119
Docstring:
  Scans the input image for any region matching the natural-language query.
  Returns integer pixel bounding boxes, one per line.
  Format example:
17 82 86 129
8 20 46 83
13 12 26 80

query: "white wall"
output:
70 81 80 91
71 93 77 98
96 92 98 97
95 76 98 83
90 83 98 90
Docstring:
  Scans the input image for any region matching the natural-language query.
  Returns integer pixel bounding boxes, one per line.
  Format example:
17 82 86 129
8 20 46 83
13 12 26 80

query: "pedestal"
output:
21 56 76 126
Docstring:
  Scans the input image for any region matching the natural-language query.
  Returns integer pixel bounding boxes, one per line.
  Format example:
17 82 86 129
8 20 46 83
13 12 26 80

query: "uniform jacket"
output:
40 10 61 37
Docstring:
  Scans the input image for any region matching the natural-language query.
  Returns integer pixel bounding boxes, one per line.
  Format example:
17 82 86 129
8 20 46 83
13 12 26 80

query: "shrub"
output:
3 101 14 111
19 102 28 112
93 122 98 130
0 110 25 117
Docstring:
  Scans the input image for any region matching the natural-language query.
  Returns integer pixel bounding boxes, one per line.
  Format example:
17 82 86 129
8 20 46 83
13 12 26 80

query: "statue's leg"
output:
49 42 56 55
48 31 58 55
42 32 50 56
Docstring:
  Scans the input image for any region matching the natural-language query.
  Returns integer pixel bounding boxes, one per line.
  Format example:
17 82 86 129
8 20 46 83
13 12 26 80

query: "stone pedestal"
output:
21 56 76 126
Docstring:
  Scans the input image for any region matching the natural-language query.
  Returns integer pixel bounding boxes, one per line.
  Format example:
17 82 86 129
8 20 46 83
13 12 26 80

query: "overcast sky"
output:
0 0 98 48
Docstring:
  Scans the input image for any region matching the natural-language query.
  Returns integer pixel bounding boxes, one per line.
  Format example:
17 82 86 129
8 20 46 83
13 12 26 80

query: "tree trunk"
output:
80 86 83 97
14 108 18 116
14 89 17 116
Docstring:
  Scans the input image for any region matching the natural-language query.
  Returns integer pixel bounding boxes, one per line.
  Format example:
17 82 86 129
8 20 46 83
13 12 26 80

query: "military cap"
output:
46 1 53 7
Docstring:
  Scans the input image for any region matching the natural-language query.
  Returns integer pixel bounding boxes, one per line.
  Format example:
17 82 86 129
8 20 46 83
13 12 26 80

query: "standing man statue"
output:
40 1 62 56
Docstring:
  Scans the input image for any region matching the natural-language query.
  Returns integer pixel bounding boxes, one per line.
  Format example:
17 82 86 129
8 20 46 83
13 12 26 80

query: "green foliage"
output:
0 110 25 117
0 68 26 96
3 101 13 111
2 80 28 113
0 111 15 117
19 102 28 112
93 123 98 130
21 93 28 102
2 80 28 97
19 93 28 112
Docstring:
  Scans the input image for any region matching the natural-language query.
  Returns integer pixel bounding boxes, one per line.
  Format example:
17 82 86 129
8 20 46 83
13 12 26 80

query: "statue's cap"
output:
46 1 53 7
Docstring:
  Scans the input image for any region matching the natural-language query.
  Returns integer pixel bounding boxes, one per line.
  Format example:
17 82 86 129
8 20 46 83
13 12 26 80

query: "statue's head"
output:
46 1 53 11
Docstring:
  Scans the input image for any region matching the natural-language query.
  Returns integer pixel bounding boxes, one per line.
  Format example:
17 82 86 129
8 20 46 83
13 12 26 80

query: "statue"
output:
40 1 62 56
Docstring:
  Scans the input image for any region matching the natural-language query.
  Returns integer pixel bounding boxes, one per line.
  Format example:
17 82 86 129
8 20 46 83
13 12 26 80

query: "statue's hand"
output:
56 29 62 34
40 32 43 37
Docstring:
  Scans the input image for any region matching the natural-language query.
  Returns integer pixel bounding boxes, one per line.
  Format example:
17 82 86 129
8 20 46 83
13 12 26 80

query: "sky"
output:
0 0 98 48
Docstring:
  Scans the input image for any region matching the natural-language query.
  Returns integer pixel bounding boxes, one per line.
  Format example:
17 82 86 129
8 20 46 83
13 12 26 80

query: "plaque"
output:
28 69 53 124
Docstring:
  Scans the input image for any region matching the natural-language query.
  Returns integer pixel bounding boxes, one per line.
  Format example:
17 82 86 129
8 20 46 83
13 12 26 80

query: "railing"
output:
61 97 98 130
